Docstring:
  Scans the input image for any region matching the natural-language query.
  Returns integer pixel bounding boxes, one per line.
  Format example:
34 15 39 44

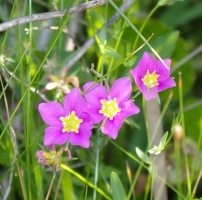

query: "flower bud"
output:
173 124 183 141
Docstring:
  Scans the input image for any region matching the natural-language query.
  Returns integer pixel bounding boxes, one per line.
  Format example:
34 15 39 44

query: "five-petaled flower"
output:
83 77 140 139
38 88 93 148
130 52 176 101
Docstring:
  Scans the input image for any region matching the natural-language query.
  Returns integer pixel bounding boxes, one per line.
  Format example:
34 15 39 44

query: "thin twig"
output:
90 63 110 94
60 0 135 74
0 0 114 32
171 43 202 73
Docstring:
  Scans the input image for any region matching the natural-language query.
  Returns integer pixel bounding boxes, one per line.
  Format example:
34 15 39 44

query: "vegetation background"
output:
0 0 202 199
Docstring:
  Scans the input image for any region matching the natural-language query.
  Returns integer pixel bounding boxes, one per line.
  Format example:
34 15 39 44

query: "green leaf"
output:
158 0 183 7
61 171 76 200
102 47 122 58
159 132 168 148
98 26 107 46
151 31 179 58
110 172 127 200
135 147 151 164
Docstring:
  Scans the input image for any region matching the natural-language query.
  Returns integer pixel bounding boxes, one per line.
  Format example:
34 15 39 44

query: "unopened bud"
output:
173 124 183 141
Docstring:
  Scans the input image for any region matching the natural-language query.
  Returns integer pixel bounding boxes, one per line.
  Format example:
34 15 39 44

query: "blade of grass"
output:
60 164 111 200
24 0 33 198
174 140 183 200
93 130 101 200
108 0 170 70
178 72 192 199
191 115 202 198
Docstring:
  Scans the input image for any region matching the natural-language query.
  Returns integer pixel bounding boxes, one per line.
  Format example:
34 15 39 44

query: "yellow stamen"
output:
141 70 160 92
99 98 121 120
60 111 83 133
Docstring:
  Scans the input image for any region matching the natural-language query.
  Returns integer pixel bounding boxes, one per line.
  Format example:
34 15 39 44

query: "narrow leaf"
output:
135 147 151 164
110 172 127 200
159 132 168 148
102 47 122 58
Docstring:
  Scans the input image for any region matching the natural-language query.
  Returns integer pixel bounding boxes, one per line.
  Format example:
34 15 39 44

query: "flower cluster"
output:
37 52 176 161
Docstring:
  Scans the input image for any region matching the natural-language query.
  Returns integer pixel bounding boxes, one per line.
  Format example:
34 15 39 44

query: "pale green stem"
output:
108 30 124 78
191 116 202 198
133 3 159 50
144 175 151 200
108 0 169 70
178 72 192 199
150 161 155 200
174 141 183 200
60 164 111 200
127 163 143 200
93 130 100 200
26 1 32 199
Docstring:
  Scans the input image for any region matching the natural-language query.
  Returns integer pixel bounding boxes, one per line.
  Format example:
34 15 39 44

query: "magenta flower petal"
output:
156 59 171 81
85 104 104 124
63 88 85 116
69 128 92 148
117 100 140 119
110 77 132 104
83 82 107 123
83 82 108 103
137 52 157 72
83 77 140 139
143 87 158 101
158 77 176 91
38 102 66 126
101 118 123 139
80 112 93 129
130 52 176 101
39 88 93 148
44 126 69 146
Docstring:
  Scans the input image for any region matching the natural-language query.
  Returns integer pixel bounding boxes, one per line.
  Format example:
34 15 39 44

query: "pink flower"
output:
130 52 176 101
83 77 140 139
38 88 93 148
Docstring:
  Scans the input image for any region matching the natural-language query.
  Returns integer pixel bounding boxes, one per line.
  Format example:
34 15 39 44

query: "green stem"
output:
26 1 32 199
93 130 100 200
108 30 124 78
109 140 148 169
174 141 183 200
150 161 155 200
133 3 159 50
178 72 191 199
108 0 169 70
127 164 143 200
191 116 202 198
60 164 111 200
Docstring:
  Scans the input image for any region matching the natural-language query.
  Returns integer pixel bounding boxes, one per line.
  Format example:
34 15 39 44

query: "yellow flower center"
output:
141 69 160 91
60 111 83 133
99 98 121 120
42 150 62 165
